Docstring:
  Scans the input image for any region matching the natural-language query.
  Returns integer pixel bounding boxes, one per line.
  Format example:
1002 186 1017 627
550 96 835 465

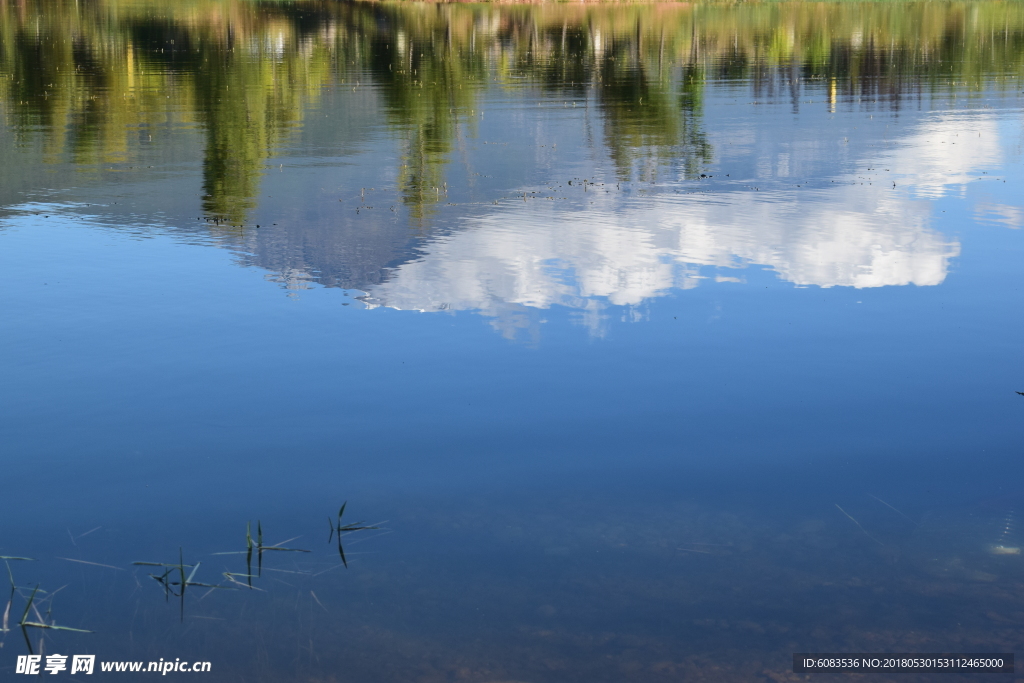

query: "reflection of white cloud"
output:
895 114 1002 198
359 112 999 332
975 202 1023 229
363 189 957 317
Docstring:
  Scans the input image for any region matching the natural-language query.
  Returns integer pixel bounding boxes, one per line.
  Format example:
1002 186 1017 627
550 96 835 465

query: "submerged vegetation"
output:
1 502 379 651
2 0 1024 223
3 556 91 655
18 585 92 634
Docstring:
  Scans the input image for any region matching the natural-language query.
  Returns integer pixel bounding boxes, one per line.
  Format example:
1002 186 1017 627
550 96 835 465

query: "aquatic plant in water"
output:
328 502 380 568
2 557 91 655
214 521 310 589
134 549 227 621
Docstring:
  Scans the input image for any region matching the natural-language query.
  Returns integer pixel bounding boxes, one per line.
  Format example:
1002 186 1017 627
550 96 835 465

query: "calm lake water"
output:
2 0 1024 680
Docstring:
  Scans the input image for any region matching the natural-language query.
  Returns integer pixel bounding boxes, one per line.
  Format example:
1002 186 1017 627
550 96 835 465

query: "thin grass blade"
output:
178 548 186 598
337 540 348 568
21 621 92 633
18 585 38 626
56 558 124 571
185 562 201 586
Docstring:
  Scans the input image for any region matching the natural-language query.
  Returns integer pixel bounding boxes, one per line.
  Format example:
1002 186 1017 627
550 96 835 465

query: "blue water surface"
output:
2 1 1024 680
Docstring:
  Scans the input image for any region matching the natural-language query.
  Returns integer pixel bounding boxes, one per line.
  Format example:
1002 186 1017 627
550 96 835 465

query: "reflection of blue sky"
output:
357 109 1019 333
3 86 1018 345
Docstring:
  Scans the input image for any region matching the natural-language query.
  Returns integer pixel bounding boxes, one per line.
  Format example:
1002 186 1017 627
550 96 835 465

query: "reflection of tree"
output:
358 6 485 222
3 0 1024 222
0 0 147 163
480 9 712 181
132 10 333 226
0 0 331 225
597 50 711 181
191 38 329 225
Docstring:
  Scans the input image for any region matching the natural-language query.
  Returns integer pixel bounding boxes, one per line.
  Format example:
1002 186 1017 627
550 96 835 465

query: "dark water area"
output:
2 0 1024 680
